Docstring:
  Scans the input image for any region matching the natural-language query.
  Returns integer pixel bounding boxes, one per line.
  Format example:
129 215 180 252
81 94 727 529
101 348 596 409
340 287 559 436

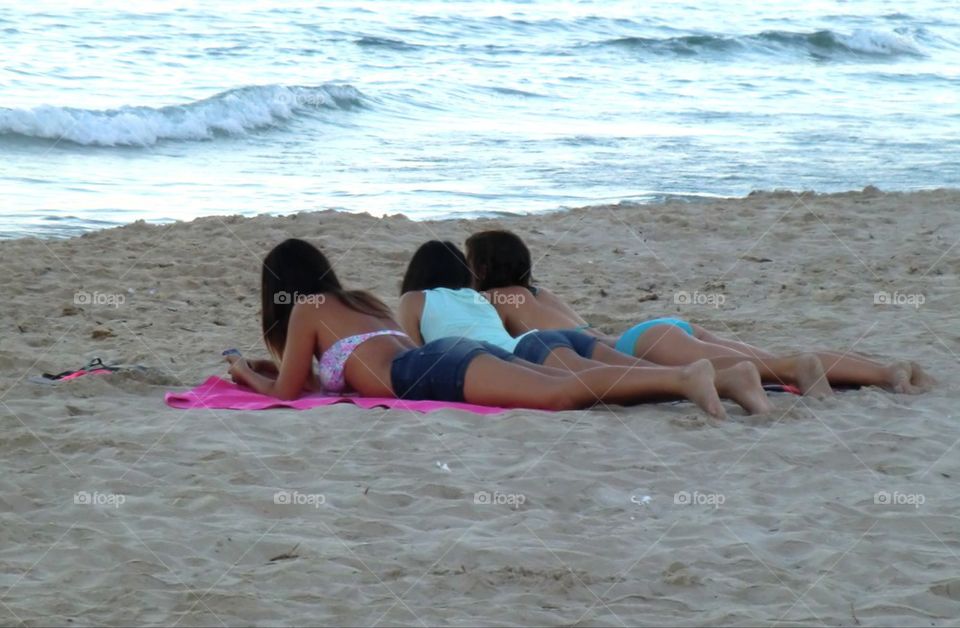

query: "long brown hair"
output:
261 238 390 359
465 229 534 291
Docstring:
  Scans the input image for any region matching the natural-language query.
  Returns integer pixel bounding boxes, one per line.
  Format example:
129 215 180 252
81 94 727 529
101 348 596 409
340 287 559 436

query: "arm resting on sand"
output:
247 358 279 376
228 305 316 399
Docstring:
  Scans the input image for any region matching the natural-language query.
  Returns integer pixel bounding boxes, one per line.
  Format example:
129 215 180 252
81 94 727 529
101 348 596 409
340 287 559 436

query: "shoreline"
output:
2 186 959 624
3 185 956 242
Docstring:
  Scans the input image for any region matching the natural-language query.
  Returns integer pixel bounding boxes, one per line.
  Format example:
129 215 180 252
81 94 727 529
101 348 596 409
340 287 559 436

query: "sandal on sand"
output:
763 383 802 395
30 357 123 384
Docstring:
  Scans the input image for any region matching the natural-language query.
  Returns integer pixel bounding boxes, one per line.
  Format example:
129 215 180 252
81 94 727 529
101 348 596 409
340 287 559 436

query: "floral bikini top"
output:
318 330 409 393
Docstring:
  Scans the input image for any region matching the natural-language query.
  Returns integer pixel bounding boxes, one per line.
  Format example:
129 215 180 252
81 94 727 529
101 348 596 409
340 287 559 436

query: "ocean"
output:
1 0 958 238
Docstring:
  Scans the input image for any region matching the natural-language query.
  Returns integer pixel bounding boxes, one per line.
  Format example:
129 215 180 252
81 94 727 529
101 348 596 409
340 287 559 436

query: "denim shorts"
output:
513 330 598 364
390 337 516 402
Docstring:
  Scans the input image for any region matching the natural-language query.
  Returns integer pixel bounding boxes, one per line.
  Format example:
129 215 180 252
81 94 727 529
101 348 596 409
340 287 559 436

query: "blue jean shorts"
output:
390 337 516 402
513 330 598 364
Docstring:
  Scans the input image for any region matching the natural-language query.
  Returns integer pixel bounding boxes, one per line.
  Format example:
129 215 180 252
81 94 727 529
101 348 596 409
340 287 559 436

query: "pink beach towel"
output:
165 376 508 415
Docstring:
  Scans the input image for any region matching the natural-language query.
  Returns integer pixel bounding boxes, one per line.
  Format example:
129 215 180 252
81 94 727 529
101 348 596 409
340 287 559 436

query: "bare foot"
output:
909 361 936 392
793 353 833 399
680 359 727 420
884 361 928 394
715 363 773 415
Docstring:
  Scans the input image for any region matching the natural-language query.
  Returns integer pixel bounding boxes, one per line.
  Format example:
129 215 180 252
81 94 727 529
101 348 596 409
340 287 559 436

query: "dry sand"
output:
1 187 959 626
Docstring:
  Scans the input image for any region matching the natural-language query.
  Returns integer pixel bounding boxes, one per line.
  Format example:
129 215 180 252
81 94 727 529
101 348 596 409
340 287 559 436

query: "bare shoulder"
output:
487 285 534 299
284 300 329 343
398 291 425 311
484 287 541 319
530 286 580 316
290 297 329 320
533 286 564 303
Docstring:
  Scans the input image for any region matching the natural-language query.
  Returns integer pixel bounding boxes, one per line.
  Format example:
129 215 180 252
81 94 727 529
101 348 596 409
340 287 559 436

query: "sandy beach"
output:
1 187 959 626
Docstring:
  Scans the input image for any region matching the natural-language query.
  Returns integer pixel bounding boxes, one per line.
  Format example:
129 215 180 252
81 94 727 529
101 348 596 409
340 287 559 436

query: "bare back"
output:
311 296 407 350
289 296 416 397
485 286 594 336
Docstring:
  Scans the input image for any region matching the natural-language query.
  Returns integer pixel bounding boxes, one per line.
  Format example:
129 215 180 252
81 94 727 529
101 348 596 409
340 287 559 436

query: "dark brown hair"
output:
261 238 390 359
400 240 473 294
465 229 534 291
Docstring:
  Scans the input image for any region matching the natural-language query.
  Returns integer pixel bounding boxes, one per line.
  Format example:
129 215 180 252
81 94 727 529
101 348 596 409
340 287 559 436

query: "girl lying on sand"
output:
225 238 732 417
398 240 772 415
463 229 935 396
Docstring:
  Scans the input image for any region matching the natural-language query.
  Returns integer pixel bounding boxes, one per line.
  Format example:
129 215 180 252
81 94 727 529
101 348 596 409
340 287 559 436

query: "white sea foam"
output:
838 28 924 56
0 84 365 147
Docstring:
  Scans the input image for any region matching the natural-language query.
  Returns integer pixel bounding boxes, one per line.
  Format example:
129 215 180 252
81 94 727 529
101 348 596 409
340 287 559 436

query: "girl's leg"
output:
541 347 615 372
591 343 659 367
695 325 934 393
802 351 931 393
584 344 772 414
545 347 771 414
692 325 776 359
629 325 833 398
461 355 727 418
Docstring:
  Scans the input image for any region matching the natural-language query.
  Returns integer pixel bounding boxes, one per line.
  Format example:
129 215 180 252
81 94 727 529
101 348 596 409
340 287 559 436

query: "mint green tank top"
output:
420 288 532 351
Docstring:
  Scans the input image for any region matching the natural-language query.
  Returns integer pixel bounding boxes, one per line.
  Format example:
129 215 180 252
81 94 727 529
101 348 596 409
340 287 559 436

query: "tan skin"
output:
480 284 935 396
397 290 774 415
228 296 407 400
226 293 730 416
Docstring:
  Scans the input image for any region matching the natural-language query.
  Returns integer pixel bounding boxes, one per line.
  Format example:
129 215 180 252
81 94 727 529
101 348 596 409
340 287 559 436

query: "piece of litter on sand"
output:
268 543 300 563
630 495 652 505
435 461 451 472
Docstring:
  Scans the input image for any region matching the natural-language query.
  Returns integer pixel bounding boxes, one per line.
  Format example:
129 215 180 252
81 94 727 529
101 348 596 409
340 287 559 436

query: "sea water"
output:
1 0 958 238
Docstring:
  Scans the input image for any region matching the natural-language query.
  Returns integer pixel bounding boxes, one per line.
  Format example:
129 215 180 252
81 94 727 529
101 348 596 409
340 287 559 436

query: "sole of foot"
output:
794 353 833 399
682 359 728 420
716 362 773 415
